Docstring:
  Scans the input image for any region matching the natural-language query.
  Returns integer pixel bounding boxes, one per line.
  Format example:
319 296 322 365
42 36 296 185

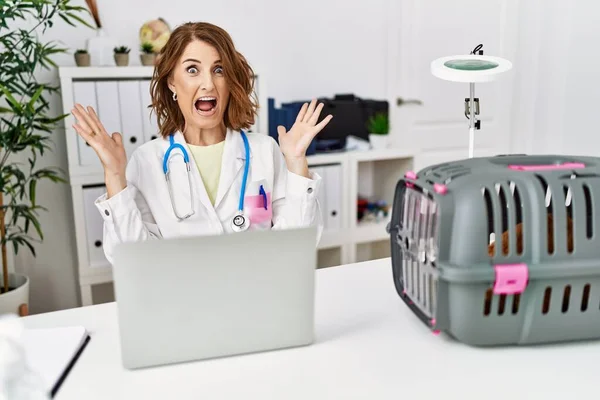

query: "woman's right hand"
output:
71 104 128 197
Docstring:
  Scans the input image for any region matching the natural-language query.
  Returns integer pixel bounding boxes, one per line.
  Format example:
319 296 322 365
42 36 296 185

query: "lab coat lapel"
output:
167 131 214 214
214 130 249 209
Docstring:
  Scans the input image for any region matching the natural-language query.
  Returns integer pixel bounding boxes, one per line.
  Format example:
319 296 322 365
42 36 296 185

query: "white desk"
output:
23 258 598 399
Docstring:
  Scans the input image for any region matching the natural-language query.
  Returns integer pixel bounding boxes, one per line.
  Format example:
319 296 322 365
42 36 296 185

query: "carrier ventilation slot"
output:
562 285 571 313
482 289 521 316
483 188 495 256
542 287 552 314
582 284 591 311
485 181 523 257
535 175 554 254
498 185 509 256
583 184 593 239
541 284 593 314
563 185 574 253
399 188 439 319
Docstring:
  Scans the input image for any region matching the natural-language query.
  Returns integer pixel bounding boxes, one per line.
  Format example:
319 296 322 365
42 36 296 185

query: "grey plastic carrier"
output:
388 154 600 346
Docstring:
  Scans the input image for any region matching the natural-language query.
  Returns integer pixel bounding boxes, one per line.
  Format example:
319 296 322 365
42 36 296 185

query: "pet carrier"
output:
388 154 600 346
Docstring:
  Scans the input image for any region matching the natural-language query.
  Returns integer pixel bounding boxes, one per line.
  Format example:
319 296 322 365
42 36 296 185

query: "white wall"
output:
14 0 390 313
22 0 600 313
510 0 600 157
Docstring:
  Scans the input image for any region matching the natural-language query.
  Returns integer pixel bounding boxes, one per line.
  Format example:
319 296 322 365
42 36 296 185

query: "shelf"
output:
353 220 391 243
306 152 347 166
59 66 154 79
318 230 346 249
350 147 416 162
79 266 113 285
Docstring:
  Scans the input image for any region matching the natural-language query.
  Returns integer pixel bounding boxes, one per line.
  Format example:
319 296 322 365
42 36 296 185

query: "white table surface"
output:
23 258 598 399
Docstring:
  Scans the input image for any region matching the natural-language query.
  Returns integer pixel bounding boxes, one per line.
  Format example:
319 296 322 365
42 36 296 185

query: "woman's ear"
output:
167 74 175 93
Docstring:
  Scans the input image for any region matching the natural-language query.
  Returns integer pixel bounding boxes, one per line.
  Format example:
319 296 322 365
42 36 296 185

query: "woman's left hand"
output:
277 99 333 159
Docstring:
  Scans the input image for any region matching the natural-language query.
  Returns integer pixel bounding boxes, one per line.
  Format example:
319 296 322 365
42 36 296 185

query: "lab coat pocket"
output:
245 179 273 229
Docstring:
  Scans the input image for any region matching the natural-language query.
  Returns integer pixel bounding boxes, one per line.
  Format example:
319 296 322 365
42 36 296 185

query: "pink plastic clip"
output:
508 162 585 171
432 330 441 336
493 263 529 295
433 183 447 195
405 171 417 180
431 318 437 326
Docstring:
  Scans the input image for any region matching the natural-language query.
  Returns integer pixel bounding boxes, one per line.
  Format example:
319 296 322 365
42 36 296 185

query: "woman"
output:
71 22 331 263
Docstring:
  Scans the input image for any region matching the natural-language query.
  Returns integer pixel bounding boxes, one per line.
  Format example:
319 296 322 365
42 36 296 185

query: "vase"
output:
0 273 30 316
86 28 116 66
74 53 90 67
114 53 129 66
369 133 389 149
140 53 156 66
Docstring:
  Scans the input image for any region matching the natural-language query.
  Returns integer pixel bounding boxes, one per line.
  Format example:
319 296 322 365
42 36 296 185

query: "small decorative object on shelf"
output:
139 18 171 54
74 49 90 67
367 112 390 149
113 46 130 66
140 42 156 66
84 0 116 66
357 197 390 223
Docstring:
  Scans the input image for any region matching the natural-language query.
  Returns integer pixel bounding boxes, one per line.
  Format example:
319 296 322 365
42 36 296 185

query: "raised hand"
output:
277 99 333 159
71 104 127 196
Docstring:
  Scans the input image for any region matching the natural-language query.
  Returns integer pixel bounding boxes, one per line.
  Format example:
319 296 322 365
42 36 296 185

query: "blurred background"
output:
2 0 595 313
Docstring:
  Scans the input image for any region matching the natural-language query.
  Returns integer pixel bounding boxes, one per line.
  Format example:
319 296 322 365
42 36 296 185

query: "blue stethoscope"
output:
162 131 251 232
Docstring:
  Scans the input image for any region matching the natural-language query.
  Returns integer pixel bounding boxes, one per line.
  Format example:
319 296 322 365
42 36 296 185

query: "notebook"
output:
22 326 90 397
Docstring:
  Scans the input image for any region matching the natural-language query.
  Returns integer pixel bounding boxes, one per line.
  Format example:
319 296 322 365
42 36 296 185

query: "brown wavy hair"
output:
150 22 258 137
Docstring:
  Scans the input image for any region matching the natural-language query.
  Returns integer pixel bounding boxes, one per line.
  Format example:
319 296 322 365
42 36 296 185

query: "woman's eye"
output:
214 66 223 74
187 66 198 74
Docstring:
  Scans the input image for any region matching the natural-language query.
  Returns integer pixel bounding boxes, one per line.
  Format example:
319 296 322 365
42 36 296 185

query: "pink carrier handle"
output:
508 162 585 171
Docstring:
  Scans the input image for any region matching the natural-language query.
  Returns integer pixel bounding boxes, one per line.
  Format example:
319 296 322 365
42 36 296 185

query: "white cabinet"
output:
82 185 108 267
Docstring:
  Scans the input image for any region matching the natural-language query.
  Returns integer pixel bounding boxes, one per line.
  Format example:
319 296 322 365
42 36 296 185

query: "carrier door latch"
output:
493 263 529 295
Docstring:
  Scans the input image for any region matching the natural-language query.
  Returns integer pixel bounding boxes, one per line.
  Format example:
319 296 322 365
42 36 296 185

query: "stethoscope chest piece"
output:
231 212 250 232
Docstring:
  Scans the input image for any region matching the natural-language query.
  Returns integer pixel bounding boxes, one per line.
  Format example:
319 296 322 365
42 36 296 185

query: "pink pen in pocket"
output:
245 184 272 226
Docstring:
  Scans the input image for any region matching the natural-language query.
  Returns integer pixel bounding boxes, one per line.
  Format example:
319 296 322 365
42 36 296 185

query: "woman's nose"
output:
200 72 214 91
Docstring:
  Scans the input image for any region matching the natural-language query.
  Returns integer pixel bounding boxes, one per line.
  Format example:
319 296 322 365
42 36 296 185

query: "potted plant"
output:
0 1 92 315
113 46 130 66
140 42 156 66
74 49 91 67
367 112 390 149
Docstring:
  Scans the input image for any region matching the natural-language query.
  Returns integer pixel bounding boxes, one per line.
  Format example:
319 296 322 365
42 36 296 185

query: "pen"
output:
259 185 267 210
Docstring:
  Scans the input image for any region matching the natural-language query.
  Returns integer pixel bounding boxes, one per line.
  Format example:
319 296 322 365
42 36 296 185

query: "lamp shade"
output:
431 54 512 83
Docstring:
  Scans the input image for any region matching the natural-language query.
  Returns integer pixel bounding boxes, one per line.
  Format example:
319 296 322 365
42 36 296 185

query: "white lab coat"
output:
94 129 323 264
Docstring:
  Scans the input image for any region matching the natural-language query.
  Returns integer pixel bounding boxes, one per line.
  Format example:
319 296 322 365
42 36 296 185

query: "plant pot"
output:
140 53 156 66
0 273 30 317
369 133 389 149
114 53 129 67
74 53 90 67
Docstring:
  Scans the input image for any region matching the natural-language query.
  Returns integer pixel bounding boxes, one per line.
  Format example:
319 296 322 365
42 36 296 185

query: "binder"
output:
82 186 108 267
95 81 122 139
311 166 328 230
139 79 159 142
117 80 144 157
323 165 342 230
72 82 101 167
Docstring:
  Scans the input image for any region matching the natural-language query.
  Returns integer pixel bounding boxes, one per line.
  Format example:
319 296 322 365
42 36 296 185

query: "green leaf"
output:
29 179 36 206
27 84 44 110
63 11 94 29
0 84 23 113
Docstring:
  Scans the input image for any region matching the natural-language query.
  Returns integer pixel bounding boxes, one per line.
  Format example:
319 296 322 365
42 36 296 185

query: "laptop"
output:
111 226 317 369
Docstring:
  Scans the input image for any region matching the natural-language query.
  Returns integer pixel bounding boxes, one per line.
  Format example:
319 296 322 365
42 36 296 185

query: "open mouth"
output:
194 96 217 115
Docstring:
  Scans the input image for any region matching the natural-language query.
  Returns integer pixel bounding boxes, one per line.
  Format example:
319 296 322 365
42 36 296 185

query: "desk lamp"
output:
431 44 512 158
